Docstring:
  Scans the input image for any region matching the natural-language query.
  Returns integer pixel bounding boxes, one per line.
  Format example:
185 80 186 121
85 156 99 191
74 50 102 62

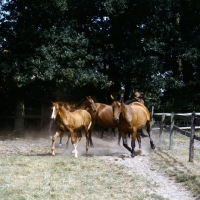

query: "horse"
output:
87 102 121 144
90 101 146 145
50 96 96 148
111 95 155 157
50 102 92 157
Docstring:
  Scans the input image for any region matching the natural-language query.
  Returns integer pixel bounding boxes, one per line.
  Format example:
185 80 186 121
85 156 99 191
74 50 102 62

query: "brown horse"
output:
89 102 143 145
111 96 155 157
55 96 96 147
50 102 92 157
87 102 121 144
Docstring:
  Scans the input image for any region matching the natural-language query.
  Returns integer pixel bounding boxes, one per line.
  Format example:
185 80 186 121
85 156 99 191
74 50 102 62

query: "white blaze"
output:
51 106 56 120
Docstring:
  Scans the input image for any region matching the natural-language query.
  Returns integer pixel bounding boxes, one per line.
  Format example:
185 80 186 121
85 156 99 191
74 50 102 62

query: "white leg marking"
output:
88 121 92 130
73 144 78 158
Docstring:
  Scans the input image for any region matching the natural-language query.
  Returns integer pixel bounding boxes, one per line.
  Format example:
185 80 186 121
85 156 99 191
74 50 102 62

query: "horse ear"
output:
110 95 114 101
58 102 63 106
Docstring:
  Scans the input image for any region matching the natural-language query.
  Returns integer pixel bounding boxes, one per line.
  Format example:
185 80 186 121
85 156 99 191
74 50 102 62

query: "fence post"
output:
159 113 166 144
189 111 195 163
169 113 174 150
150 106 154 127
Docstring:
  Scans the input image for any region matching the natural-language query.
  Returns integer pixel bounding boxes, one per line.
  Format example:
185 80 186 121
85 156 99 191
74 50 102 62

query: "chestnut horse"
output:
111 96 155 157
89 102 142 145
55 96 96 147
87 102 121 145
51 102 92 157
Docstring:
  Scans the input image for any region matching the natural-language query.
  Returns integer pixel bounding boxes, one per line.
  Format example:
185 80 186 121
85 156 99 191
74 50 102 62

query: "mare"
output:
50 102 92 157
111 96 155 157
90 101 145 145
88 102 121 145
50 96 96 147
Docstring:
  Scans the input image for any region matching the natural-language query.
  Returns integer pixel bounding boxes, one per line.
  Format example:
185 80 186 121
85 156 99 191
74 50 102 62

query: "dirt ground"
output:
0 129 197 200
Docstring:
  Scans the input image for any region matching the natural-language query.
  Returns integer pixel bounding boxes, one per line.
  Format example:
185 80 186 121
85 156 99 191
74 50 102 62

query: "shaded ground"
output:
0 129 198 200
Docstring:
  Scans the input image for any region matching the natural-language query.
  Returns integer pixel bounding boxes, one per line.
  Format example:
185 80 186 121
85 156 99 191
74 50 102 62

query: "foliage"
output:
0 0 200 109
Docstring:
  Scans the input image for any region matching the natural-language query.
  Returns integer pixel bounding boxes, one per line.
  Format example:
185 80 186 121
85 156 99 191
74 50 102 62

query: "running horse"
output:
111 95 155 157
50 102 92 157
88 102 121 144
49 96 96 147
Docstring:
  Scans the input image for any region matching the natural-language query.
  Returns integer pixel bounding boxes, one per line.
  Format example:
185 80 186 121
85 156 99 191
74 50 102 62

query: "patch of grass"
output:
149 129 200 198
0 155 168 200
150 148 200 197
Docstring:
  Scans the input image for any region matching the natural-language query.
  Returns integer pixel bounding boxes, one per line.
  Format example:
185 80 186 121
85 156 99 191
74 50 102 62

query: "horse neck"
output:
57 106 70 120
94 103 101 111
72 101 86 111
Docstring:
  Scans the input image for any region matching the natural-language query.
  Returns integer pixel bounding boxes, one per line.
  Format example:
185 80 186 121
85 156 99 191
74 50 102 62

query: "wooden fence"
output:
151 107 200 162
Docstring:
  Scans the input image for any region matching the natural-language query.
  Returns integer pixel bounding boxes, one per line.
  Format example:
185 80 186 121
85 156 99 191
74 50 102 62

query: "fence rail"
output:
152 109 200 162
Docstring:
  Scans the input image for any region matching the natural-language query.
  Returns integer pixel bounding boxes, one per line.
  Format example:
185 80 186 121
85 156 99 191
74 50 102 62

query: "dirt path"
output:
0 131 197 200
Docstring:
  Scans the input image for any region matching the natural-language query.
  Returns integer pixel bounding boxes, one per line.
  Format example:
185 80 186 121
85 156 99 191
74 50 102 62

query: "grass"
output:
149 130 200 198
0 155 167 200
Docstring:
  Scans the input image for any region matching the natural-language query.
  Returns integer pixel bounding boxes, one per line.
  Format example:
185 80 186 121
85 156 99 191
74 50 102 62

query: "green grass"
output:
150 130 200 198
0 155 167 200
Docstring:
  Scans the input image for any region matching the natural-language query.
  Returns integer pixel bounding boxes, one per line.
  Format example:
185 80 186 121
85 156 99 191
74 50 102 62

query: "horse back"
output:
95 103 118 128
129 102 150 121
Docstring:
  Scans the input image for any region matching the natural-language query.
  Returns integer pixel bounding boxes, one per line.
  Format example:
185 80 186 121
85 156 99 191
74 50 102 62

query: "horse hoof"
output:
59 143 62 148
150 142 156 149
52 152 55 156
72 150 78 154
131 154 135 158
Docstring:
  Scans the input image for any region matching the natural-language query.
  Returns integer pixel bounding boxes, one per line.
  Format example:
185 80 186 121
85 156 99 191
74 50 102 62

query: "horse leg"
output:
88 126 93 146
101 127 104 138
72 131 82 158
51 131 61 155
131 137 136 157
66 132 70 148
70 130 78 156
136 131 141 149
59 132 63 147
130 128 138 157
84 126 90 153
122 133 132 153
118 131 121 146
113 128 116 137
146 122 156 149
140 129 148 137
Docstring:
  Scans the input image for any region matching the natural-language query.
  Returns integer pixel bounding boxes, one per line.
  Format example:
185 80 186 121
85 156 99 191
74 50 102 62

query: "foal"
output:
51 102 92 157
57 96 96 147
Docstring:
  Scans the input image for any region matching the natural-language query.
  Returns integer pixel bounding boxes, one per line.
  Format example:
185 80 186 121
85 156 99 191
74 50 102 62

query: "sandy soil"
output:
0 130 197 200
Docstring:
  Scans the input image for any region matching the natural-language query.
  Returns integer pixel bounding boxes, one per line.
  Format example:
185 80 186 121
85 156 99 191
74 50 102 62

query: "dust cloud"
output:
58 130 159 158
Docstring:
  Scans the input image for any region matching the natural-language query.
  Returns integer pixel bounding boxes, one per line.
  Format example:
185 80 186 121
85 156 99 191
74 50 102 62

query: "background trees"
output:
0 0 200 123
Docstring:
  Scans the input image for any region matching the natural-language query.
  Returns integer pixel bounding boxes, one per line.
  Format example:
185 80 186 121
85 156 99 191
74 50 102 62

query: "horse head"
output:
86 96 97 112
51 102 63 120
110 95 121 123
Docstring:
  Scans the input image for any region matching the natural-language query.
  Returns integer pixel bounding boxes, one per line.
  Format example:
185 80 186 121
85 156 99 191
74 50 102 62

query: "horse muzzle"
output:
113 118 119 123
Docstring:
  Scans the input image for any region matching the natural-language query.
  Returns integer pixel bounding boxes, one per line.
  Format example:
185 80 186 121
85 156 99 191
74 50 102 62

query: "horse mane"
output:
125 98 144 105
74 97 87 109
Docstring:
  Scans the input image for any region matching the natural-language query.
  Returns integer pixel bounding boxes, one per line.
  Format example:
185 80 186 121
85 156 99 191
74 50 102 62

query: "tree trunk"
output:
14 90 24 134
